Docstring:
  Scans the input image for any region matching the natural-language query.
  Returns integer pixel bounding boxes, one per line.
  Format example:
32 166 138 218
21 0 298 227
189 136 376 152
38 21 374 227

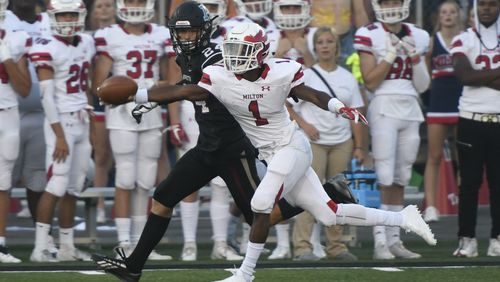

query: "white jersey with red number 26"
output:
450 26 500 113
198 58 305 159
354 22 429 97
94 24 170 131
29 34 95 113
0 29 32 109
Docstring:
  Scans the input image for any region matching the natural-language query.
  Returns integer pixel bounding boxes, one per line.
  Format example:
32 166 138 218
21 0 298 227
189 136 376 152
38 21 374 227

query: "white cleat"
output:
487 236 500 257
30 249 59 262
181 242 197 261
148 249 173 260
213 268 254 282
211 241 244 261
423 206 439 223
388 241 422 259
58 246 92 261
0 246 21 263
267 246 291 260
453 237 478 257
47 235 59 258
400 205 437 245
373 242 395 260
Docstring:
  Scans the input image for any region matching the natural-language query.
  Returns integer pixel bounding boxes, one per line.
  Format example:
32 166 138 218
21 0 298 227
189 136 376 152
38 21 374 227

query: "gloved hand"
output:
338 107 369 125
400 35 420 63
167 123 189 147
131 102 158 124
384 32 399 64
0 39 12 62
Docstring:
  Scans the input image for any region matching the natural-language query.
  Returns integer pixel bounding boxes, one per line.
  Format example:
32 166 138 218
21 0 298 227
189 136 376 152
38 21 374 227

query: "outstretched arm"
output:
135 84 211 104
290 84 368 124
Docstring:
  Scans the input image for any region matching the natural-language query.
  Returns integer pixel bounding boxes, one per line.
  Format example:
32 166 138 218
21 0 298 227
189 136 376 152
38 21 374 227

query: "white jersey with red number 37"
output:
354 22 429 97
29 34 95 113
94 24 170 130
0 29 32 109
450 26 500 113
198 58 304 158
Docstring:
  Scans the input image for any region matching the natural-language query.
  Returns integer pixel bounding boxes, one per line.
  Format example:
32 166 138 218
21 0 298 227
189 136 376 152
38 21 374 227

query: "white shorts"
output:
0 107 20 190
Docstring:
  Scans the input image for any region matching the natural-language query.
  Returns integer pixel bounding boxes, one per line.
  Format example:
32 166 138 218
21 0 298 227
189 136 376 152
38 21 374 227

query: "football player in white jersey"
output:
133 22 436 282
0 0 32 263
354 0 431 260
450 0 500 258
92 0 173 260
29 0 94 262
274 0 315 67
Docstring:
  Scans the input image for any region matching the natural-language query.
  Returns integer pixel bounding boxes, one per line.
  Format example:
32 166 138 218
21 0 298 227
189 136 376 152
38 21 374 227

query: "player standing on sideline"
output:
354 0 431 260
450 0 500 257
29 0 94 262
166 0 243 262
111 22 436 282
0 0 31 263
92 0 173 260
6 0 51 225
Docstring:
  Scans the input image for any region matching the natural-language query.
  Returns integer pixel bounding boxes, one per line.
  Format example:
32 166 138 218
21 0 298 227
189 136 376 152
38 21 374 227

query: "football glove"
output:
167 123 189 147
338 107 368 125
384 32 399 64
131 102 158 124
400 35 417 57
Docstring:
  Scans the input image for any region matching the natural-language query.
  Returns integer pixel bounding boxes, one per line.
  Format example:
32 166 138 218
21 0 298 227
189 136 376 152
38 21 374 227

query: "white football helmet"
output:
372 0 411 24
116 0 155 23
47 0 87 37
196 0 227 26
273 0 312 30
0 0 8 24
222 22 270 74
234 0 273 20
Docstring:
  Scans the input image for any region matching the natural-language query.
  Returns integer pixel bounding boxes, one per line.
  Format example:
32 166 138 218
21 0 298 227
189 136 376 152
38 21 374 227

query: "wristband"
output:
135 88 149 104
327 98 344 113
384 51 397 64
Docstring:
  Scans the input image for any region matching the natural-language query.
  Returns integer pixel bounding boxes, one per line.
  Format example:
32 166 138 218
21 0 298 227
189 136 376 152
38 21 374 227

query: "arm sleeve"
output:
412 58 431 93
40 79 60 124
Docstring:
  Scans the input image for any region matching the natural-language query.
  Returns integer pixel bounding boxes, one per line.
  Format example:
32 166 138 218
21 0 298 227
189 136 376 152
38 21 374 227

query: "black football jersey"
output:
176 43 245 151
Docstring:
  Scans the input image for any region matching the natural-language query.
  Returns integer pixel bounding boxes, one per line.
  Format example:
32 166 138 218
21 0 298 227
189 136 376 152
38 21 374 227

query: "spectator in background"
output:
89 0 116 224
289 27 366 261
449 0 500 258
310 0 371 67
355 0 430 260
423 0 463 223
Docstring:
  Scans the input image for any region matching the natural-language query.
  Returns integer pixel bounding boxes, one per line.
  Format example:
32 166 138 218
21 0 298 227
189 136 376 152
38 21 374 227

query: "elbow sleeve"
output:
40 79 60 124
412 59 431 93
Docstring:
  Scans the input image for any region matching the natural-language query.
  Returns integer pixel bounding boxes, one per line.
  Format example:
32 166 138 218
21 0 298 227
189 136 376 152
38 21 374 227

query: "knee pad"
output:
373 160 394 186
1 132 20 162
136 157 158 189
251 171 286 214
46 174 70 197
394 165 413 187
0 164 13 190
114 155 136 189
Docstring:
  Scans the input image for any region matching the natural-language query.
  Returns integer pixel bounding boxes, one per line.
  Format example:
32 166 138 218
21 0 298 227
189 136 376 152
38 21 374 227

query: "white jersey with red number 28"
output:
94 24 171 130
0 29 32 109
29 34 95 113
450 26 500 113
198 58 304 159
354 22 429 97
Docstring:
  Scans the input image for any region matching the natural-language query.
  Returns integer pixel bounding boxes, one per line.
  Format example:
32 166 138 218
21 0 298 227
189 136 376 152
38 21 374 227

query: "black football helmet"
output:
168 1 213 55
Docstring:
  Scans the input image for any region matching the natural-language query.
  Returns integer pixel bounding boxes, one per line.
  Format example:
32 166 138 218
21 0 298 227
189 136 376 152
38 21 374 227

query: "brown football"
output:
97 75 138 105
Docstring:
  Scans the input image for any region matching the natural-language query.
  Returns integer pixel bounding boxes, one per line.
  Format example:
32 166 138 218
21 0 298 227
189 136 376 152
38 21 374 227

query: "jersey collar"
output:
234 64 270 81
54 35 81 46
119 23 153 35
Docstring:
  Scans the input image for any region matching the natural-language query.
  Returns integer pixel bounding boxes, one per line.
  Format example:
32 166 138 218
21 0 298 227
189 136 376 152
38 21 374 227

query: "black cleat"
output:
323 174 358 204
92 247 141 282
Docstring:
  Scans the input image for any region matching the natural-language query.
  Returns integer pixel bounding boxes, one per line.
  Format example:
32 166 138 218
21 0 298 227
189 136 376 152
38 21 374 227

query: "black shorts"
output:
154 136 260 224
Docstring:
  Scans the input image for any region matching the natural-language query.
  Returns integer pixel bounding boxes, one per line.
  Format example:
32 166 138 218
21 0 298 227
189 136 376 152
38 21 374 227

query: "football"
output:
97 75 137 105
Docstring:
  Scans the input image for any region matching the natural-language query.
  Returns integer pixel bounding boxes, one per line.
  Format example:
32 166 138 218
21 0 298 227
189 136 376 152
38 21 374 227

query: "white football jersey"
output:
3 10 51 38
280 27 316 64
94 24 170 130
354 22 429 97
218 16 280 55
198 58 304 157
0 29 32 109
29 34 95 113
450 26 500 113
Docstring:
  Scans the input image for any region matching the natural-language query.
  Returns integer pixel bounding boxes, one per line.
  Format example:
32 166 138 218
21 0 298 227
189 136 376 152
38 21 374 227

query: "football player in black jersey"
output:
91 2 356 280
